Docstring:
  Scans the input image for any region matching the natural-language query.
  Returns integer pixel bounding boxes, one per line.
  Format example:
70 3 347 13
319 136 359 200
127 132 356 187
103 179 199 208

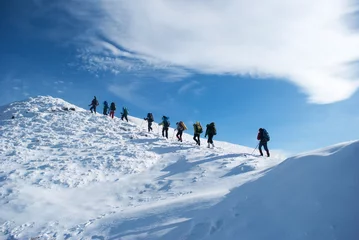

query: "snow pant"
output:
103 107 108 115
121 114 128 122
90 105 97 114
207 134 214 144
193 133 200 145
109 111 115 119
162 127 169 139
259 140 270 157
147 121 153 132
176 130 183 142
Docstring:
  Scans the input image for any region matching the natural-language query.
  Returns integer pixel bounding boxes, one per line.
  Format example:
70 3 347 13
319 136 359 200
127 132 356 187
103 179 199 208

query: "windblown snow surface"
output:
0 96 358 240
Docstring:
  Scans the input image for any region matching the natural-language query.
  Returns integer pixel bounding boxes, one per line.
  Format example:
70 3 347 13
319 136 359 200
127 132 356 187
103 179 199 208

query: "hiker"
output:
205 122 216 148
193 122 203 146
109 102 116 119
103 101 109 115
121 107 129 122
159 116 170 139
175 121 187 142
257 128 270 157
89 96 99 114
144 113 154 132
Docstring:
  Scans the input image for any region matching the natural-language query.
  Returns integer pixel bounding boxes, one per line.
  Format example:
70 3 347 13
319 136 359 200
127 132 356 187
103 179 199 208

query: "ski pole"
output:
251 142 259 155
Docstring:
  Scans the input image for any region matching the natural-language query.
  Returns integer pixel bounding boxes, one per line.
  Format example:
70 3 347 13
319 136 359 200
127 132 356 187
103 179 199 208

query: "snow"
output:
0 96 358 240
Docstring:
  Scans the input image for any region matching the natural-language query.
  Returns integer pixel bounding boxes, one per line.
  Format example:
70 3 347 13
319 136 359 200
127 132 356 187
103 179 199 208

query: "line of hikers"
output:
88 96 129 122
147 115 270 155
151 115 217 148
89 96 270 155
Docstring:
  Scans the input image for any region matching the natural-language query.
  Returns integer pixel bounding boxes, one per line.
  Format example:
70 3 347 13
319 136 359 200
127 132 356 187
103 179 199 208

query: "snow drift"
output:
0 96 357 240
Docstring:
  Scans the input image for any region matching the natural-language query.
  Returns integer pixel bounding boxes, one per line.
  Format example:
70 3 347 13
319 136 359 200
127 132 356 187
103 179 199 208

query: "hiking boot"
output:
207 143 211 148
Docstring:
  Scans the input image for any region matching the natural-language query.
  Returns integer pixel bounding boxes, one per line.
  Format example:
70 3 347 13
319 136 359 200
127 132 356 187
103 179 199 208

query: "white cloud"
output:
66 0 359 104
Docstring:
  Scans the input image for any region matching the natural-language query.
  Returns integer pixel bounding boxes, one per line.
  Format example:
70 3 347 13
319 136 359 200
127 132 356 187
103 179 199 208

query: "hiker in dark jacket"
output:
205 122 216 148
109 102 116 119
121 107 129 122
193 122 203 146
159 116 170 139
144 113 154 132
89 96 99 114
257 128 270 157
103 101 109 115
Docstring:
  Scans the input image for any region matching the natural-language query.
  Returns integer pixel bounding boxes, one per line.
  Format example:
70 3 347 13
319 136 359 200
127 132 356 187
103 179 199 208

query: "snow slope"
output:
0 96 284 239
1 96 358 240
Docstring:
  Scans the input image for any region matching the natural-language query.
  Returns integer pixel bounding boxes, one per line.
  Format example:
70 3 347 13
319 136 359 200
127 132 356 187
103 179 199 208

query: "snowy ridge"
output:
0 96 357 240
0 96 284 239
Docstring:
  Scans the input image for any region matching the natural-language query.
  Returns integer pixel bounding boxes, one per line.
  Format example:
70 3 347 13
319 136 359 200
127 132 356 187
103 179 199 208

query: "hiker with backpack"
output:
89 96 99 114
205 122 217 148
121 107 129 122
193 122 203 146
257 128 270 157
175 121 187 142
144 113 154 132
159 116 170 139
109 102 116 119
103 101 109 115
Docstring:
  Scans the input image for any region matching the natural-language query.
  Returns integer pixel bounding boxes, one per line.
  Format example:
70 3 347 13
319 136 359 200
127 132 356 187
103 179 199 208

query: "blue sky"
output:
1 0 359 154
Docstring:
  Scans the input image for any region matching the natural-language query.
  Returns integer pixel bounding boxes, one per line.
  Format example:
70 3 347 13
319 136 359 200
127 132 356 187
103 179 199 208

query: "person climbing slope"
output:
175 121 187 142
193 122 203 146
89 96 99 114
109 102 116 119
103 101 109 115
159 116 170 139
205 122 217 148
257 128 270 157
144 113 154 132
121 107 129 122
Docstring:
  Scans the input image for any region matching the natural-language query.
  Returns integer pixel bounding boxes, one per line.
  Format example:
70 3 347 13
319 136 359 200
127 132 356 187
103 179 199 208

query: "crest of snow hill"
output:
0 96 358 240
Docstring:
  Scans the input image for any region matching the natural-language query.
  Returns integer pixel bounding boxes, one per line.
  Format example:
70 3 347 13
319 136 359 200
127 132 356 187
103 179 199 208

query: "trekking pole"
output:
251 142 259 155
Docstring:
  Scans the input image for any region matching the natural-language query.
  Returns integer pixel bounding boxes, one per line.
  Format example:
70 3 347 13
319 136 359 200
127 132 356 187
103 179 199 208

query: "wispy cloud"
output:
178 80 205 96
63 0 359 104
178 81 199 94
107 81 155 110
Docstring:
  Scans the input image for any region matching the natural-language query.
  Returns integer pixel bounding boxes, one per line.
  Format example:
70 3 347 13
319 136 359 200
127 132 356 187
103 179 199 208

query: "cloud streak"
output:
107 82 156 111
65 0 359 104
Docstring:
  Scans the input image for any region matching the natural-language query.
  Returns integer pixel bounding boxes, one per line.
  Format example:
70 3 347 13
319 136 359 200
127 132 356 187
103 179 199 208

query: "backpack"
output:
195 122 203 134
162 116 170 127
110 102 116 111
179 121 187 130
123 107 128 115
211 122 217 135
104 101 109 108
91 98 98 106
147 113 154 122
263 128 270 141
